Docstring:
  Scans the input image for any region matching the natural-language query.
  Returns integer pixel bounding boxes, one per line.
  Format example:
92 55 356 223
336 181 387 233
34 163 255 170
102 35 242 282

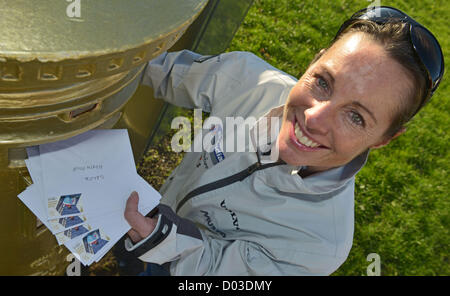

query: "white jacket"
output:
125 50 369 275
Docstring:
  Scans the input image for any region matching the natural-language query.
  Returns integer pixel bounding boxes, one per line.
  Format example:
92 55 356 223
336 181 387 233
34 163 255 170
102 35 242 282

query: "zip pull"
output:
247 162 261 175
244 149 262 177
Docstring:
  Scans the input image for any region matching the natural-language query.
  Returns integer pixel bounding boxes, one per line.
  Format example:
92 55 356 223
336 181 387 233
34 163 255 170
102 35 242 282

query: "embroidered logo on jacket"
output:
197 124 226 169
209 124 225 165
200 210 227 238
220 200 240 231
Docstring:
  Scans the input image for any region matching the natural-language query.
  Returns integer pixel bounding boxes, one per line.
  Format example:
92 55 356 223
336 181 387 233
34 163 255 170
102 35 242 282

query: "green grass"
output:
226 0 449 275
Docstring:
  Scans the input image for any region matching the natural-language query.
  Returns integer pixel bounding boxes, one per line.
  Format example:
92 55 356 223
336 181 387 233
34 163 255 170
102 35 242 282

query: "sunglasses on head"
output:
335 6 444 116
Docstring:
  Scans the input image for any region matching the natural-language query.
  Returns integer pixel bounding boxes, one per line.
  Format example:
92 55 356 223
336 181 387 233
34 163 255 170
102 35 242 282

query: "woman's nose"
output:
304 102 332 136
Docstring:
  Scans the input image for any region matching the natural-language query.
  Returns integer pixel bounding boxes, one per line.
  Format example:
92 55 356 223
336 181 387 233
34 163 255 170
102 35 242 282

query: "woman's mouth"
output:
289 117 327 151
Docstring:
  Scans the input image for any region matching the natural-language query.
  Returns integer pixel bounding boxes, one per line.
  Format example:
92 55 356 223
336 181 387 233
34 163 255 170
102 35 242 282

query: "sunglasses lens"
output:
354 6 406 22
350 6 444 91
410 25 444 88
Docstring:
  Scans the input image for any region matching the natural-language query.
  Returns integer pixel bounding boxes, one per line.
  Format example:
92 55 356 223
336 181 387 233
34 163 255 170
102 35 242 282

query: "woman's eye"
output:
349 111 365 127
317 76 328 90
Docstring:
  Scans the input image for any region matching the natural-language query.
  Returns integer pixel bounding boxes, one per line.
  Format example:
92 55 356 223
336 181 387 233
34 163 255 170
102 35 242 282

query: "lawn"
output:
226 0 449 275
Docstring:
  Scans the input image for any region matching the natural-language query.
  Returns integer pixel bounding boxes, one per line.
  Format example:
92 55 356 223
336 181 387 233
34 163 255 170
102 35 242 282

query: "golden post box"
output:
0 0 208 275
0 0 254 275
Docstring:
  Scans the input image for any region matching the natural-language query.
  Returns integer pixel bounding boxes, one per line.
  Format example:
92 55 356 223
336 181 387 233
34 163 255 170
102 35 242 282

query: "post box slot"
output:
69 103 99 119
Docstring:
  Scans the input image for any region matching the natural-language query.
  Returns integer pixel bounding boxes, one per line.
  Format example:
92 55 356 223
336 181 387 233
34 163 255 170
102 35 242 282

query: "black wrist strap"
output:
132 213 173 258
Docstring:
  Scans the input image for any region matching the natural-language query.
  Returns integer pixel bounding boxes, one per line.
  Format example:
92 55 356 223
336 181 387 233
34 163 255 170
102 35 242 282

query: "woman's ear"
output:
371 127 406 149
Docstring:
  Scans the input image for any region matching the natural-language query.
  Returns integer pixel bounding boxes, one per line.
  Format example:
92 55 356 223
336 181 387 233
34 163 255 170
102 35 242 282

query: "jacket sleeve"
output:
140 50 248 112
124 204 333 276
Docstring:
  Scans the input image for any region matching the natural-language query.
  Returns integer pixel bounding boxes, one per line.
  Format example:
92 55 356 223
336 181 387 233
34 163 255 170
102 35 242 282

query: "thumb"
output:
124 191 153 238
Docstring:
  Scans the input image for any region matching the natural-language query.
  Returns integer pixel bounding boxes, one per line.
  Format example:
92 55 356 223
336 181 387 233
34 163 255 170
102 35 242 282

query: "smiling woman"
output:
121 6 445 276
278 31 417 176
276 8 445 177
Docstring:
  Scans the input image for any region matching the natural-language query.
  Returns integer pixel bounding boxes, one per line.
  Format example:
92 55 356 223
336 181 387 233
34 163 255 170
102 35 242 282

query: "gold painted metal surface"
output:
114 84 165 161
0 0 207 89
0 66 143 149
0 0 208 275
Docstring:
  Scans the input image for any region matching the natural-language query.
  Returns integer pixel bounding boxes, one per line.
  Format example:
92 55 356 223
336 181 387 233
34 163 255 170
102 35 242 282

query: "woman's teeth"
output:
294 122 320 148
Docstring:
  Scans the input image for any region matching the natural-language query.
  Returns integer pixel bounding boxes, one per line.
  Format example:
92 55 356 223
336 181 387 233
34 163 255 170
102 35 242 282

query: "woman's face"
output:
278 32 412 171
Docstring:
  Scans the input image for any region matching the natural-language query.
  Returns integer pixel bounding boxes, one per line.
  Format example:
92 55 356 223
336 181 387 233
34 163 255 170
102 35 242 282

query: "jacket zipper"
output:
176 159 285 213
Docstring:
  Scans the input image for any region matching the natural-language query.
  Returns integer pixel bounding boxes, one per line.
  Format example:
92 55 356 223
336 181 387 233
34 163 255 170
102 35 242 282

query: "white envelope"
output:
18 174 160 231
20 128 162 265
25 146 46 212
18 184 81 235
64 212 119 266
64 203 155 266
38 129 139 219
18 174 161 265
52 215 88 235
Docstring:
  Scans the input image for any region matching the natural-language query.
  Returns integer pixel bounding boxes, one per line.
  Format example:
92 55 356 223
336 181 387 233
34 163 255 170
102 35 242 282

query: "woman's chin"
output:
278 140 305 166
